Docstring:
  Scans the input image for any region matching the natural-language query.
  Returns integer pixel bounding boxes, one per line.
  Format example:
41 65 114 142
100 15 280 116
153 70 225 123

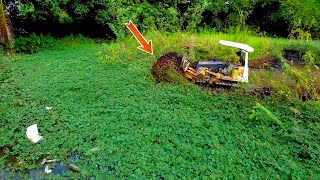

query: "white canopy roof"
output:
219 40 254 52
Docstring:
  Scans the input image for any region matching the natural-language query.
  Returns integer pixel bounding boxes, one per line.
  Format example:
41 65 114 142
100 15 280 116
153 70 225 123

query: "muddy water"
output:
0 150 111 179
0 147 75 179
0 147 19 167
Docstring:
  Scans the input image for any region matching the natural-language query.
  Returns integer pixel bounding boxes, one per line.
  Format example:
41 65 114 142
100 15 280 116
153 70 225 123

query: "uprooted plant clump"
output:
151 52 186 83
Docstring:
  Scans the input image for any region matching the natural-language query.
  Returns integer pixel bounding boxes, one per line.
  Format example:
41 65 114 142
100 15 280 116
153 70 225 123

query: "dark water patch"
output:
107 166 115 172
0 168 9 179
28 168 46 180
0 149 114 179
51 163 71 174
282 50 305 63
0 169 23 180
0 147 19 167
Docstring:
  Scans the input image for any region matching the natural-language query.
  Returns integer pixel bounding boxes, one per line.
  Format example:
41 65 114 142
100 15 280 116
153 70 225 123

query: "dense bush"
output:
255 50 320 102
14 33 55 53
270 63 320 102
3 0 320 39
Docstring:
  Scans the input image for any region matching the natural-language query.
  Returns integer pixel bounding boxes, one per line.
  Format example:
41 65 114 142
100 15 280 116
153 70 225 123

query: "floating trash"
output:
90 147 100 152
41 158 58 165
45 107 52 110
68 164 80 172
26 124 42 143
44 165 52 174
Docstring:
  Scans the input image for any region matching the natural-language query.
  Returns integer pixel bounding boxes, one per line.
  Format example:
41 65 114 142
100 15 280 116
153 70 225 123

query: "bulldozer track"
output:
214 81 237 87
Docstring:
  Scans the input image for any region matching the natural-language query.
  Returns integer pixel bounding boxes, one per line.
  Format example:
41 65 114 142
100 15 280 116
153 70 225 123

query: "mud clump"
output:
247 87 272 97
152 52 186 83
282 50 304 63
250 55 282 70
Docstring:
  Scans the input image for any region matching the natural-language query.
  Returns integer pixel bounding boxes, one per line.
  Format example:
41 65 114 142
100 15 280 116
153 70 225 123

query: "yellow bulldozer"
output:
180 40 254 86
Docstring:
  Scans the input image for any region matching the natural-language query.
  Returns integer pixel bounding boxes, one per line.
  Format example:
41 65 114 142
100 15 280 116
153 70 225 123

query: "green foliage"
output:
280 0 320 37
302 51 316 65
269 63 320 102
19 0 71 23
289 28 312 41
199 0 258 29
10 0 320 39
249 102 283 126
15 34 55 54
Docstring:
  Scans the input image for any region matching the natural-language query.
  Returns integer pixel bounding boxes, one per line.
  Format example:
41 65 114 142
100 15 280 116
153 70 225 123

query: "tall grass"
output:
97 30 320 102
99 29 320 64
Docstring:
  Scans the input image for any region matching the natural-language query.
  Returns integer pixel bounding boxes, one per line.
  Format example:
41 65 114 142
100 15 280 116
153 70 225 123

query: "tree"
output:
0 0 14 54
3 0 320 39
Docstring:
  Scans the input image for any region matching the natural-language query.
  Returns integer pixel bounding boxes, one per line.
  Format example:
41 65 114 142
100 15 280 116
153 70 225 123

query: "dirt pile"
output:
152 52 185 83
250 51 307 70
249 55 282 69
246 87 272 97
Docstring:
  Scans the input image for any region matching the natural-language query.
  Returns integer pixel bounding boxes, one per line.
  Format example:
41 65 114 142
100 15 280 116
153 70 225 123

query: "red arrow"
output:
125 20 153 55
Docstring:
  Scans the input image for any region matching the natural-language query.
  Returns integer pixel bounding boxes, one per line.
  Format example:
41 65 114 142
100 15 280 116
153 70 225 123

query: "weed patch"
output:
269 63 320 101
151 52 185 83
1 35 320 179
